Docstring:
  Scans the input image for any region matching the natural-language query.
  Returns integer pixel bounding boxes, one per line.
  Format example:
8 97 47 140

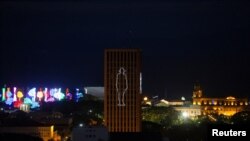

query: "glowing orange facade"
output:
104 49 142 132
192 84 248 116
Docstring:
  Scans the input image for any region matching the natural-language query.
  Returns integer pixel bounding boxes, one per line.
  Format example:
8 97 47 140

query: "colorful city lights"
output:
44 88 48 102
28 88 36 101
17 91 24 100
37 90 43 101
66 88 72 100
53 88 65 101
2 88 6 101
5 88 13 105
13 87 17 102
75 88 83 102
0 86 85 109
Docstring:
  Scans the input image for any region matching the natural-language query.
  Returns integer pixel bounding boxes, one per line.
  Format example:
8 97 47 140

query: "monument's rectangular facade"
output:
104 49 142 132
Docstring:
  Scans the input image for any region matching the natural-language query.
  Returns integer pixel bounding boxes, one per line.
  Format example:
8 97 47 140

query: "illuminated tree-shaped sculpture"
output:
24 97 40 109
28 88 36 102
66 88 72 100
46 88 55 102
75 88 83 102
13 87 17 102
37 90 43 101
43 88 48 102
53 88 65 101
2 88 6 101
17 91 24 101
13 100 23 108
5 88 13 106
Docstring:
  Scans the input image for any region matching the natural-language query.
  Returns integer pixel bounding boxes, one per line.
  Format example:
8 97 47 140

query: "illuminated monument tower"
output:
104 49 142 132
192 83 203 98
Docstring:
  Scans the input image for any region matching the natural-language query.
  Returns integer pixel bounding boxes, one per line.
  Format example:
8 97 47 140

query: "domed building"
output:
192 83 248 116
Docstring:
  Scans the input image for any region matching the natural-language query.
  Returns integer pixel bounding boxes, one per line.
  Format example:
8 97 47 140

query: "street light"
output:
182 112 189 118
79 123 83 127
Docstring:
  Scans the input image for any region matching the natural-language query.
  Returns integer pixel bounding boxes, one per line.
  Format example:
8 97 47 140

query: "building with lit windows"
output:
84 87 104 100
0 125 60 141
192 83 248 116
72 124 109 141
155 99 185 107
104 49 142 132
174 105 201 118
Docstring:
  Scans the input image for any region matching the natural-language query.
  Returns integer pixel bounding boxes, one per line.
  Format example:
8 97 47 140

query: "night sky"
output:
1 0 250 99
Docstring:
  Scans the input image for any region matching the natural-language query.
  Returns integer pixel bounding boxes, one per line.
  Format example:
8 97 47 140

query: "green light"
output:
2 88 6 101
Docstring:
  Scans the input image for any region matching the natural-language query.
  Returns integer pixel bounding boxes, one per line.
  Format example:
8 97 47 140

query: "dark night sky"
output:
1 0 250 99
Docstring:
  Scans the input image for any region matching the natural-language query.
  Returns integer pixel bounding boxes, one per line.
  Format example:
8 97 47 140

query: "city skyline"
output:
1 0 250 99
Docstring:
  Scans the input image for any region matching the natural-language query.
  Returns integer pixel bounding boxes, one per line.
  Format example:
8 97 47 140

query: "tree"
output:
231 111 250 124
142 106 181 129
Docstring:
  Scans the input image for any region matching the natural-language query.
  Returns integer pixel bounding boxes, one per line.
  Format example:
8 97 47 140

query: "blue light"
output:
75 88 83 102
53 88 65 101
5 90 13 105
28 88 36 101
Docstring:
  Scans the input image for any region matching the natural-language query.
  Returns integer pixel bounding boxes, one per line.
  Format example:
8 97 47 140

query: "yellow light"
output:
226 96 235 100
37 91 43 99
143 97 148 101
17 91 23 99
182 112 189 118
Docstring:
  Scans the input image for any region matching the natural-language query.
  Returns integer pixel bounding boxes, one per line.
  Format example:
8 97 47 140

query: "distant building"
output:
0 125 60 141
192 83 248 116
72 124 109 141
28 111 72 140
173 105 201 118
104 49 142 132
154 99 200 118
84 87 104 100
155 99 184 107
